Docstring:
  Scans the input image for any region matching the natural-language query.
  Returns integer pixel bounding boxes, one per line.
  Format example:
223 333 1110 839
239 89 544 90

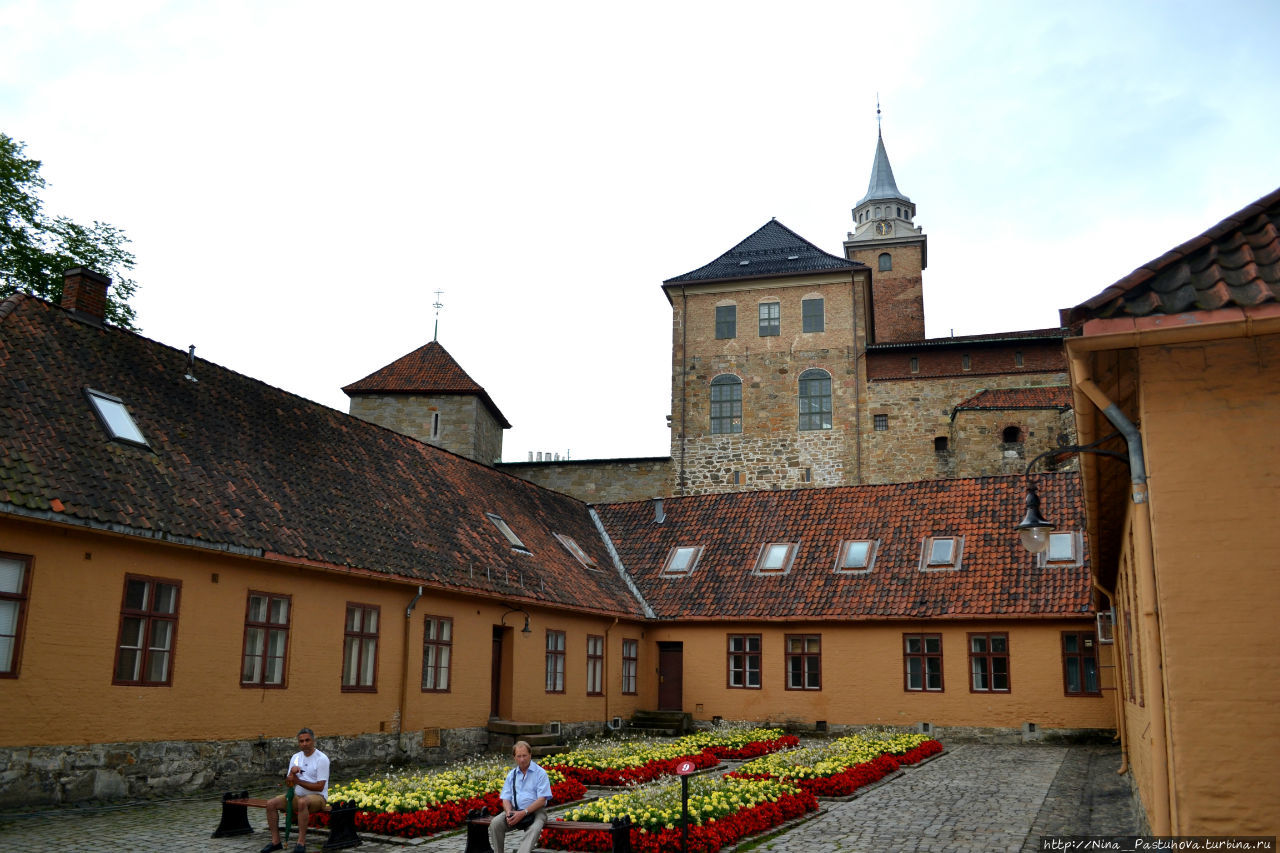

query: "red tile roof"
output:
594 473 1089 621
1065 186 1280 324
0 295 633 615
342 340 510 428
955 387 1072 411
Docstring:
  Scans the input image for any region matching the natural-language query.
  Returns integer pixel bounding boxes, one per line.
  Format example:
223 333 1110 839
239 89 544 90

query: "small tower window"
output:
431 412 441 439
873 414 889 431
879 253 892 272
934 436 949 453
1002 426 1023 444
910 357 919 374
962 354 971 370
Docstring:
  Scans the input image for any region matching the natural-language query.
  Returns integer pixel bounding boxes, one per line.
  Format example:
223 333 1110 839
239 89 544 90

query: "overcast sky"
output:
4 1 1278 462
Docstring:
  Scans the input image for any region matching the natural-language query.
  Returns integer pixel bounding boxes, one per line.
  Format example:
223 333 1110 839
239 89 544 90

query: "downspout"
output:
398 585 424 752
679 284 688 496
1072 367 1170 833
604 617 618 727
1091 577 1129 775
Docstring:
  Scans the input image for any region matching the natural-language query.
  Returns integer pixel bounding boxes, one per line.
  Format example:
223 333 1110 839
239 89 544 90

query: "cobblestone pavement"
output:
0 743 1135 852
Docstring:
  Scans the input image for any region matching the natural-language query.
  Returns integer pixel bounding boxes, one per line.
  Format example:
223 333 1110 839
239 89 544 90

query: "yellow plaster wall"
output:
1137 334 1280 834
647 620 1114 729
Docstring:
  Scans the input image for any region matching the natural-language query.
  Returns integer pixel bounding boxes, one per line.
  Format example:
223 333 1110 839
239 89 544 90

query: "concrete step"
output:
487 720 546 736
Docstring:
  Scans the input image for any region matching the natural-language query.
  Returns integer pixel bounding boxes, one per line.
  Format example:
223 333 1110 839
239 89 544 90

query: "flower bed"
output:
542 775 817 853
315 757 586 839
729 732 943 798
546 727 794 786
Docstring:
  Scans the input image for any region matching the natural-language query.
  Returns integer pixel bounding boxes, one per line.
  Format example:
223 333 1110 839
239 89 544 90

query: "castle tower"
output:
343 340 510 465
844 128 927 342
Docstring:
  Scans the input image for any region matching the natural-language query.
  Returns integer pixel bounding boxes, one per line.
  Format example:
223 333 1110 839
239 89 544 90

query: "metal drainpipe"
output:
603 618 618 728
398 585 424 752
1073 369 1170 833
679 284 688 496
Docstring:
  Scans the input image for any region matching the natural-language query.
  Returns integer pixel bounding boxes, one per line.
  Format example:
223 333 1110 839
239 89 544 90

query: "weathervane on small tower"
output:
432 289 445 341
876 94 882 134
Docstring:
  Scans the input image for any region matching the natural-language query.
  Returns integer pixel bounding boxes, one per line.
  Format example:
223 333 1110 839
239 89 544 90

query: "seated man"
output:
490 740 553 853
261 727 330 853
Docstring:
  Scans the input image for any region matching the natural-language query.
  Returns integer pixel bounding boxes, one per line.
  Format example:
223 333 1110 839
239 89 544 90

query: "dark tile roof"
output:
594 473 1089 621
0 294 640 616
342 340 510 428
866 328 1068 351
1065 186 1280 325
664 219 863 286
955 387 1072 412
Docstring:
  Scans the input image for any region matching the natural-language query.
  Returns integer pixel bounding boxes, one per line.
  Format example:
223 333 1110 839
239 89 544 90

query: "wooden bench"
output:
211 791 362 849
464 809 632 853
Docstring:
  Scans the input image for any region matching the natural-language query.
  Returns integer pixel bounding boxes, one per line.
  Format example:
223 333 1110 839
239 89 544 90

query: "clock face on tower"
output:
875 221 893 236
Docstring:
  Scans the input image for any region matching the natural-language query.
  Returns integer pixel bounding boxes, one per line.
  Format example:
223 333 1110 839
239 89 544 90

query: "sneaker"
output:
293 845 307 853
259 845 283 853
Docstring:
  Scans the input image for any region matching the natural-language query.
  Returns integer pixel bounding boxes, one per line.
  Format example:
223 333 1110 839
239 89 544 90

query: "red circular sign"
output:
676 760 696 775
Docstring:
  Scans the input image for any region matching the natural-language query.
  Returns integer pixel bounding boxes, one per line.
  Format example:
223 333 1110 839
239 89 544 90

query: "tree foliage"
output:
1 132 139 329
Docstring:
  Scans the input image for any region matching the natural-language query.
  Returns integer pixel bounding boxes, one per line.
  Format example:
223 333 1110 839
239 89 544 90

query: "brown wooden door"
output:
491 627 504 719
657 642 683 711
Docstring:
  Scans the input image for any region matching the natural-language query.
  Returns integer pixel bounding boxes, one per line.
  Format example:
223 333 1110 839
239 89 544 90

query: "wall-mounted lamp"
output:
1015 433 1129 554
502 606 532 634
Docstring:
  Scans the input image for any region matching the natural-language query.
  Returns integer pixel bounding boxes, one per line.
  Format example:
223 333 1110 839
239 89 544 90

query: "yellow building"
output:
1061 186 1280 834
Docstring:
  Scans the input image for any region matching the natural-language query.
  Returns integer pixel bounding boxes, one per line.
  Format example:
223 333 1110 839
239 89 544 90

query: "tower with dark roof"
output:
343 340 510 465
844 129 928 343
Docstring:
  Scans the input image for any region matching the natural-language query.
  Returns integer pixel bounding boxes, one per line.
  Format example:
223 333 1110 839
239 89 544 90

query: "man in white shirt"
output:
490 740 553 853
262 727 330 853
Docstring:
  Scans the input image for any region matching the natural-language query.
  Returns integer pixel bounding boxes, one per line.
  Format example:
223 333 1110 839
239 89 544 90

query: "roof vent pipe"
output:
654 497 665 524
184 345 199 383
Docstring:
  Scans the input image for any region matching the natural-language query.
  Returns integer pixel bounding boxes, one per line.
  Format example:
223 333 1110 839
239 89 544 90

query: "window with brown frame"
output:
1040 531 1082 567
0 551 33 677
662 546 703 577
241 591 290 687
586 634 604 696
1062 631 1101 696
968 632 1009 693
621 638 638 695
342 603 379 691
422 615 452 692
903 633 943 692
545 629 566 693
727 634 761 688
114 575 181 686
754 542 798 575
785 634 821 690
921 536 963 570
553 533 599 570
834 539 877 574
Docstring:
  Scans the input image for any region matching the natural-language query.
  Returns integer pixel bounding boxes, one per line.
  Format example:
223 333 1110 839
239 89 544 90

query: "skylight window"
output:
1040 531 1082 567
754 542 797 575
553 533 598 570
835 539 877 573
921 536 963 571
662 546 702 577
738 260 750 266
485 513 528 552
85 389 147 446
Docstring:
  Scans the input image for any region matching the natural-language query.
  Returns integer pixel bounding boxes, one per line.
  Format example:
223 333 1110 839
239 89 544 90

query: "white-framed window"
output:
85 388 147 446
1040 531 1083 567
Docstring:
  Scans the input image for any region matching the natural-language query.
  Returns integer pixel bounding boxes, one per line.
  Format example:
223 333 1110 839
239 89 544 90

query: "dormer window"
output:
922 536 963 571
835 539 877 573
485 513 528 552
85 389 147 447
754 542 797 575
662 546 702 577
553 533 598 570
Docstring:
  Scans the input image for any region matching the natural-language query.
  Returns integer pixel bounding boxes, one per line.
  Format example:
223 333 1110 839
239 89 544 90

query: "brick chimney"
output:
61 267 110 321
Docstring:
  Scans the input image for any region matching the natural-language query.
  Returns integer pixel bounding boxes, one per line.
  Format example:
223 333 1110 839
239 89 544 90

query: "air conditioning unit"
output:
607 716 624 730
547 721 561 736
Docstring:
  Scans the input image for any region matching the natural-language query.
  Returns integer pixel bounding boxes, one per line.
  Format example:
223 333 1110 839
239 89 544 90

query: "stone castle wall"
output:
499 458 674 504
348 394 503 465
846 240 926 343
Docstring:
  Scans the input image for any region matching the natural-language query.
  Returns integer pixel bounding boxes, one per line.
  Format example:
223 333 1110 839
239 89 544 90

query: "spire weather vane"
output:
432 290 444 341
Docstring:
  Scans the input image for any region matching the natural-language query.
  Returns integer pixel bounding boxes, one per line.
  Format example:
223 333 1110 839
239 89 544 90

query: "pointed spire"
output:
858 129 910 206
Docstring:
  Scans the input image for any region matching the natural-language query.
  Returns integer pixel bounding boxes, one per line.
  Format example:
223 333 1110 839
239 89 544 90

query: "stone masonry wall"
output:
348 394 503 465
0 727 489 809
863 373 1073 483
846 239 925 343
499 458 675 504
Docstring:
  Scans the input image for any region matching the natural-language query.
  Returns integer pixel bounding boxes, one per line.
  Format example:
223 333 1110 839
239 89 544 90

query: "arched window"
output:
879 252 892 271
710 375 743 434
798 369 832 431
1002 425 1023 444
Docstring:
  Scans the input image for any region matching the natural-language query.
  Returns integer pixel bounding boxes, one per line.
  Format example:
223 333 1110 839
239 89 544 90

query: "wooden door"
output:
657 642 683 711
491 626 504 719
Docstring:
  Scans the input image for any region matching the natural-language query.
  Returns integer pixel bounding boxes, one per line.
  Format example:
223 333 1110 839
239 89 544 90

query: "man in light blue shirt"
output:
490 740 553 853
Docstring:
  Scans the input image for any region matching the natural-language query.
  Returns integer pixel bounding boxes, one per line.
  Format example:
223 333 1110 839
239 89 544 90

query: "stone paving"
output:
0 743 1135 852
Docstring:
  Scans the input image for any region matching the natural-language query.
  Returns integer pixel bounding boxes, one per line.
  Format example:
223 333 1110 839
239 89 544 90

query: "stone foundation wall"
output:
0 727 488 809
499 458 674 504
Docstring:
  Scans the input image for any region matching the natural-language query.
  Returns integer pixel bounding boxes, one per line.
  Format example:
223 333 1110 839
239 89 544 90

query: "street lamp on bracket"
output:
1015 432 1130 554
